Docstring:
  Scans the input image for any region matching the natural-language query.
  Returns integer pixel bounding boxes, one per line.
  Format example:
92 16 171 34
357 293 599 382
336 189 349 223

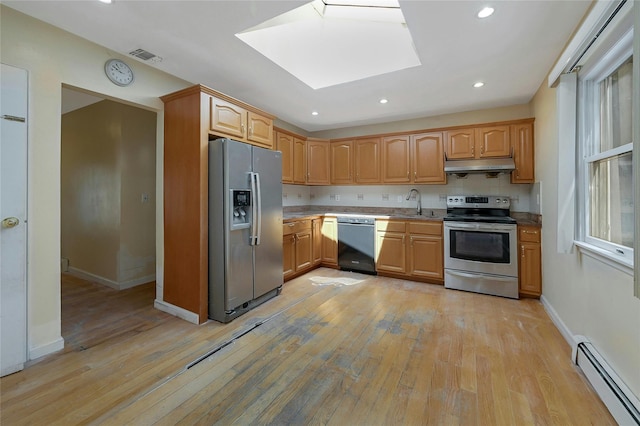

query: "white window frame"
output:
577 28 634 270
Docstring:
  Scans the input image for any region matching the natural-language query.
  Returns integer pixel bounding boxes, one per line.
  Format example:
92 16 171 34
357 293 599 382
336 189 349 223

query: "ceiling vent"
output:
129 48 162 63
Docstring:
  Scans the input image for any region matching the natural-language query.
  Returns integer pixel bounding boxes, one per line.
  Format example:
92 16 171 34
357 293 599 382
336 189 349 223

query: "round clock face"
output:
104 59 134 86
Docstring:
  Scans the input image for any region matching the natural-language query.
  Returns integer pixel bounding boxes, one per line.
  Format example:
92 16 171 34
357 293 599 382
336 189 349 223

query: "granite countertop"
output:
283 206 542 226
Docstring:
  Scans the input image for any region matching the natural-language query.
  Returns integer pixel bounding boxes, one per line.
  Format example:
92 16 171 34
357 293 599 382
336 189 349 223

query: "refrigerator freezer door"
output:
252 146 283 298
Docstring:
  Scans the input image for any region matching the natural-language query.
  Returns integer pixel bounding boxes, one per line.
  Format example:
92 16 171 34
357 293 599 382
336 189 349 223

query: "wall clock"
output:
104 59 134 87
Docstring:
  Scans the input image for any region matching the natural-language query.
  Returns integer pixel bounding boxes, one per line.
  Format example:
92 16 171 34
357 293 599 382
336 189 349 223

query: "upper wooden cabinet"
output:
445 126 510 159
412 132 446 184
307 139 330 185
276 131 294 184
293 138 307 184
331 141 354 184
354 138 381 183
445 128 475 159
210 96 274 149
511 122 535 183
476 125 511 158
382 135 411 183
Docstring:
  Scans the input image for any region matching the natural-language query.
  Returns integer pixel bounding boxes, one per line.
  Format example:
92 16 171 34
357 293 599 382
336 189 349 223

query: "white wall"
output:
531 75 640 398
1 5 190 359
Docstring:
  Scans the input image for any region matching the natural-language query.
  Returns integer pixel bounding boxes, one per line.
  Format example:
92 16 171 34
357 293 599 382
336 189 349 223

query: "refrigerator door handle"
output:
250 172 258 245
255 172 262 245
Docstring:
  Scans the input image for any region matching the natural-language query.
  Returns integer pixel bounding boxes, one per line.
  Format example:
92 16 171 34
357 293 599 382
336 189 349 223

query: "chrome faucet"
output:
406 188 421 215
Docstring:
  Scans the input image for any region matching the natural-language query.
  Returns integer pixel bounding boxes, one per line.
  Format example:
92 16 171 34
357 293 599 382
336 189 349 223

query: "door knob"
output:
2 217 19 228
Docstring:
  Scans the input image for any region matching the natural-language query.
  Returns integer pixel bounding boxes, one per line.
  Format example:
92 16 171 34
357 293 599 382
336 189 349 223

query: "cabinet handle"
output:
472 146 475 155
414 171 417 179
407 172 409 179
410 236 414 246
523 230 538 234
481 146 484 154
402 235 405 244
241 124 245 134
521 246 524 258
249 126 253 136
288 223 295 227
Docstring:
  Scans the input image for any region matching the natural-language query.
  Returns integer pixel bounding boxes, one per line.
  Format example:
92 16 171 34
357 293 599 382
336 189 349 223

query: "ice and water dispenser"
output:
230 189 252 229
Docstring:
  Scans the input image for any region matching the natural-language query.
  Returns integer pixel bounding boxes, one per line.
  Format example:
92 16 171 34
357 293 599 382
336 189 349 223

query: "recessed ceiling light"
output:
477 7 494 18
98 0 113 3
473 82 485 88
379 98 388 104
311 111 319 116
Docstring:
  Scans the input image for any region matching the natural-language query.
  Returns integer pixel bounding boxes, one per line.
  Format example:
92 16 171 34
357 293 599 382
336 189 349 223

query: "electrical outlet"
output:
335 194 340 201
330 194 336 200
141 193 150 203
397 195 403 203
357 194 364 200
382 194 389 201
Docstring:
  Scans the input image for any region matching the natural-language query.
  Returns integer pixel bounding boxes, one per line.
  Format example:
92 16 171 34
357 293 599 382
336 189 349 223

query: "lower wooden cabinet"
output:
283 219 312 280
321 217 338 266
376 231 407 274
518 225 542 297
375 220 443 283
312 218 322 266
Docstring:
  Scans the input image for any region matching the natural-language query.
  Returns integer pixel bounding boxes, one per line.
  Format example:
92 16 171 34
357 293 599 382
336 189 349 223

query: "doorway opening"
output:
60 86 158 351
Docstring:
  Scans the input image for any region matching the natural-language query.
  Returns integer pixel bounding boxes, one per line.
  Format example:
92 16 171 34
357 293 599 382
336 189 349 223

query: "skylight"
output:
236 0 421 90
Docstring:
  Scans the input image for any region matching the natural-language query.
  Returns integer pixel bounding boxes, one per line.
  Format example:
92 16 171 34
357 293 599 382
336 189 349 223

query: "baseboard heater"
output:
575 341 640 425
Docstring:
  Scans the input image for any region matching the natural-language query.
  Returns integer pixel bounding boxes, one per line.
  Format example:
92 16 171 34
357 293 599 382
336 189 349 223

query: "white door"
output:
1 63 28 376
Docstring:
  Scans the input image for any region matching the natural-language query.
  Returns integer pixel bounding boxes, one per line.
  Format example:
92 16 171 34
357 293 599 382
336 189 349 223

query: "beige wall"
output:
310 104 532 139
61 100 156 286
530 78 640 398
1 5 190 358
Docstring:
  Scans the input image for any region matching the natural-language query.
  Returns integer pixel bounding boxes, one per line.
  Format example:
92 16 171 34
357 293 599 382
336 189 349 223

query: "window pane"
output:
599 58 633 151
589 152 633 248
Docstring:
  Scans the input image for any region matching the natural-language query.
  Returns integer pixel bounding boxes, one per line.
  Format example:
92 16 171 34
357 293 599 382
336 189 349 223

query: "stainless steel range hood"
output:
444 157 516 174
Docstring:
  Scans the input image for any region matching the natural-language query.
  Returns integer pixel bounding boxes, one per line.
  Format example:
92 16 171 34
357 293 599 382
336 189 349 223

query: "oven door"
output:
444 221 517 277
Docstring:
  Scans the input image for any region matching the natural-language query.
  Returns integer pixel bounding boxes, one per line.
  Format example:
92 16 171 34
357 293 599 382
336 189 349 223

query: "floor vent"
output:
576 342 640 425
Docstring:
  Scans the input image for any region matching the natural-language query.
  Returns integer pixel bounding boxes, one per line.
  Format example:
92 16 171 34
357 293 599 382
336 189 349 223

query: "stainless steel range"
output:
443 195 518 299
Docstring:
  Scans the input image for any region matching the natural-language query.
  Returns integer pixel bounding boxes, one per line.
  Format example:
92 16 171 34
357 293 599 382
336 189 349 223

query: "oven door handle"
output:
446 269 517 282
445 222 515 232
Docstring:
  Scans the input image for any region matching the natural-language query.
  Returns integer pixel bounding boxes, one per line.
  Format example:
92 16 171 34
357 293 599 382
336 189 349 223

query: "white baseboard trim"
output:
67 267 154 290
154 299 200 324
29 336 64 361
540 294 582 357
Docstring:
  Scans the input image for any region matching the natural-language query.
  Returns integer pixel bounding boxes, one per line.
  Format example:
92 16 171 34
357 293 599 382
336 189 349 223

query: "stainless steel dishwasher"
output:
337 216 376 274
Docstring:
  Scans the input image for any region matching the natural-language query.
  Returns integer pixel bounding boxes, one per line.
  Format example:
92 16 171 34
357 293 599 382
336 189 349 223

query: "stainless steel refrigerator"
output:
208 138 283 323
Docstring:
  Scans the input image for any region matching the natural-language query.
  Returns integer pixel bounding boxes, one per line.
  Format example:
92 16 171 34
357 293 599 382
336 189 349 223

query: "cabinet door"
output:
331 141 354 184
354 138 381 183
412 132 446 184
376 232 406 274
445 129 475 159
312 218 322 266
382 135 411 183
321 217 338 265
476 126 510 158
293 138 307 184
210 97 246 139
519 242 541 296
283 234 296 279
408 235 443 280
307 139 330 185
295 230 313 271
247 111 273 148
511 122 535 183
277 132 294 183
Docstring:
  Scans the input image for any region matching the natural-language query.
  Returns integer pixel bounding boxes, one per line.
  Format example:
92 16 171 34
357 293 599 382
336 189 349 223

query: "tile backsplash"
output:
283 174 536 212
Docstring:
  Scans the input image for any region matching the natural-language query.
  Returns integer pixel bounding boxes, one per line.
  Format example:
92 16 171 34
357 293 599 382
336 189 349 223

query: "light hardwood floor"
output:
1 269 615 425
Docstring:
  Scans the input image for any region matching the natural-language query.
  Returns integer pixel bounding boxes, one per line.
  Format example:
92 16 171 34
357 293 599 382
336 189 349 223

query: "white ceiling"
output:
4 0 591 132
